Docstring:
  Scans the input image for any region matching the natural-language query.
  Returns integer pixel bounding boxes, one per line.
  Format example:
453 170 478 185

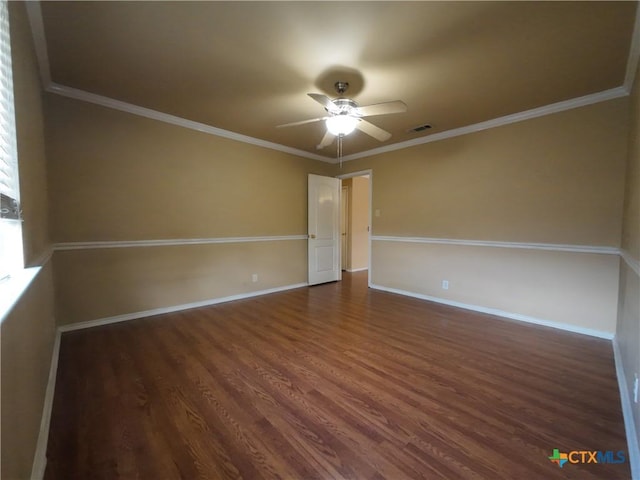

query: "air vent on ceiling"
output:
408 123 432 133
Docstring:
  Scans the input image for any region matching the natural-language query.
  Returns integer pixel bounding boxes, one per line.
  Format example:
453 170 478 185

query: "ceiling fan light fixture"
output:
326 115 358 136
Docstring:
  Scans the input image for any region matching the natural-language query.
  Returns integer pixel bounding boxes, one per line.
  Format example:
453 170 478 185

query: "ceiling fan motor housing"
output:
277 80 405 150
331 98 359 116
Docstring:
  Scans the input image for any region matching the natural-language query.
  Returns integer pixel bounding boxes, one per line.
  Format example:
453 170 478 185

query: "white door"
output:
308 174 341 285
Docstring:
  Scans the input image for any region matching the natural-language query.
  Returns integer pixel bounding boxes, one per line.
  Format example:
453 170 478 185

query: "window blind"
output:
0 0 22 281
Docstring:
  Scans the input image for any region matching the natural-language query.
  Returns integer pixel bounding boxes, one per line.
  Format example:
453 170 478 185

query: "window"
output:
0 0 22 282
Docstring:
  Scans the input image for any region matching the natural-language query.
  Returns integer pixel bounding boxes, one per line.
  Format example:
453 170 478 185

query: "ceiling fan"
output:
277 81 407 150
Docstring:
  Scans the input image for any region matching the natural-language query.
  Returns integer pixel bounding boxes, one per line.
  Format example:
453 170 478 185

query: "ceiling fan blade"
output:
355 119 392 142
276 117 327 128
316 130 336 150
308 93 339 114
356 100 407 117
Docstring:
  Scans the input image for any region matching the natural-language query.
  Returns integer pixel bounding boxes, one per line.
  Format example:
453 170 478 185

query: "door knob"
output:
310 234 316 239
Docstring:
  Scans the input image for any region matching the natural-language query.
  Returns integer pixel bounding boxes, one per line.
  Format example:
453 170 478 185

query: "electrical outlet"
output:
442 280 449 290
634 373 638 403
251 273 258 283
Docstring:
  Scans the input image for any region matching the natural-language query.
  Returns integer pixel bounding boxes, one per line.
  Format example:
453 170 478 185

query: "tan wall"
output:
11 2 50 265
373 241 619 333
1 263 56 480
349 176 369 270
46 94 333 324
48 95 626 330
616 259 639 442
54 241 307 325
339 98 628 335
343 98 628 246
622 67 640 260
616 61 640 456
340 176 370 271
7 1 636 473
46 95 332 242
2 3 56 479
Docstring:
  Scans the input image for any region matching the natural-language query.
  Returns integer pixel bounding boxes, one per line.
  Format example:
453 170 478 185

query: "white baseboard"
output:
58 282 308 332
369 283 614 340
346 267 368 273
30 281 632 479
30 328 61 480
30 283 306 478
613 338 640 479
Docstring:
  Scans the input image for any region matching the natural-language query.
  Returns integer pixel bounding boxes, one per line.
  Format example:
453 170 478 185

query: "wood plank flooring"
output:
45 272 631 479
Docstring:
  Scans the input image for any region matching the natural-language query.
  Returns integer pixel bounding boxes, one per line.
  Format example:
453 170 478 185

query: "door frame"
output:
341 185 350 271
337 169 373 287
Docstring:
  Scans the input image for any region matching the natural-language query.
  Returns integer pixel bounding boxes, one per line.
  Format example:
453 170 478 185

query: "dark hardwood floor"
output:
45 271 631 479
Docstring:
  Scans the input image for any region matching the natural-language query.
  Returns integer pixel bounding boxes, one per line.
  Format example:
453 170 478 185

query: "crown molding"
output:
24 1 50 87
341 86 628 162
46 83 333 163
623 1 640 93
25 1 635 164
44 83 628 166
24 2 332 164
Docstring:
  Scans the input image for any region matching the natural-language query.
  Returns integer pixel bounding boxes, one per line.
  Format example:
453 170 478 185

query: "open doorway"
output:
339 171 371 278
